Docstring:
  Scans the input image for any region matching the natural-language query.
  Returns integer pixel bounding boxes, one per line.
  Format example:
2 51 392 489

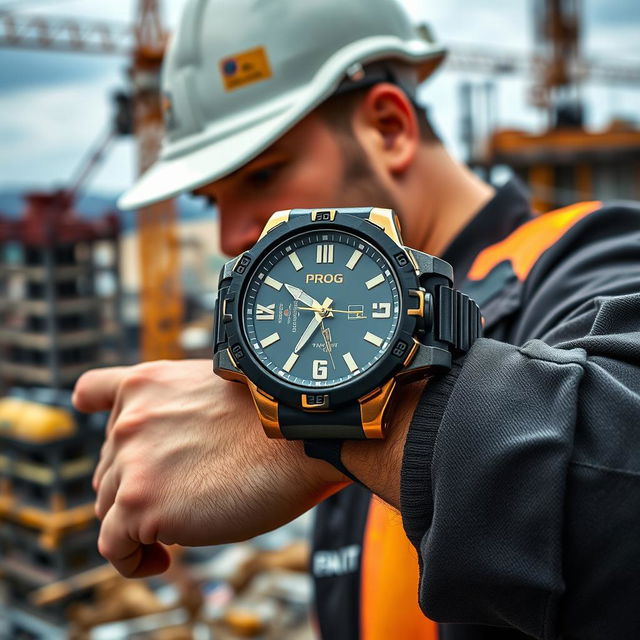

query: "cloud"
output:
0 0 638 196
0 79 133 191
0 49 124 93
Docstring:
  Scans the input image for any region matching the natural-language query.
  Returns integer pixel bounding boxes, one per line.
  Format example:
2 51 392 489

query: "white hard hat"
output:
118 0 447 210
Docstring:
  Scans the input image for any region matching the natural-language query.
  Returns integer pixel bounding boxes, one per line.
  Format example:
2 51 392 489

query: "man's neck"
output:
403 145 495 257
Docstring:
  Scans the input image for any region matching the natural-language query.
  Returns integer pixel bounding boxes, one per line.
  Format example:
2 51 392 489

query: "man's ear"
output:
353 83 419 175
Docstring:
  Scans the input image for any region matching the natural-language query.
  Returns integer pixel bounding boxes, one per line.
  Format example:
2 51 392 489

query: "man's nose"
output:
219 213 263 257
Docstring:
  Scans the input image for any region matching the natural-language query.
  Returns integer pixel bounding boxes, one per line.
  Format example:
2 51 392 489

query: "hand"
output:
298 306 363 316
72 360 347 579
294 296 332 353
284 283 321 309
321 322 336 370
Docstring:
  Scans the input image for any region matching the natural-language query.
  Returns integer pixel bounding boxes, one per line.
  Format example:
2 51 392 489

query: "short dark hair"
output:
316 86 441 144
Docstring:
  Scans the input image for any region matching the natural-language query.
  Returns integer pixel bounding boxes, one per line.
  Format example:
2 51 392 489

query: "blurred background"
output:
0 0 638 638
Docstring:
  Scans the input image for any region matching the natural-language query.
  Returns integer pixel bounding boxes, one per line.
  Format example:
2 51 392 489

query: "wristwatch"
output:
213 207 481 476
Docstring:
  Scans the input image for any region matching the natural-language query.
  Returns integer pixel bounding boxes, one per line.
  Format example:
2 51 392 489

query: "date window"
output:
348 304 364 320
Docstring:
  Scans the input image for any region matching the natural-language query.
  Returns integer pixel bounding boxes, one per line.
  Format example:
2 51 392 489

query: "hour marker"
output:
316 244 334 264
288 251 303 271
364 331 383 347
372 302 391 318
256 303 275 320
365 273 385 289
345 249 362 270
313 359 329 380
342 352 358 373
260 332 280 348
264 275 283 290
282 352 299 372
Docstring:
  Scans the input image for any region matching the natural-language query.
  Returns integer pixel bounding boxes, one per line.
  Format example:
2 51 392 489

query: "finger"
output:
104 388 124 438
92 385 126 493
99 506 171 578
93 437 114 492
72 366 130 413
94 466 119 521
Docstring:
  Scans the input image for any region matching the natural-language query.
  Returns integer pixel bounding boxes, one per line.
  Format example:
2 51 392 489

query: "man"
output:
73 0 640 638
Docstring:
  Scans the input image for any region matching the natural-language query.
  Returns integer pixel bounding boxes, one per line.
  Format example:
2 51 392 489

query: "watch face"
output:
242 230 401 388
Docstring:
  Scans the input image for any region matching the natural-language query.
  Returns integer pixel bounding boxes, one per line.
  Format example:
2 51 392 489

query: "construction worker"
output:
73 0 640 638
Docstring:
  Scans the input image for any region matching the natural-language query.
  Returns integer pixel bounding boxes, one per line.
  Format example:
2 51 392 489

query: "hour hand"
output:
294 296 333 353
284 283 319 309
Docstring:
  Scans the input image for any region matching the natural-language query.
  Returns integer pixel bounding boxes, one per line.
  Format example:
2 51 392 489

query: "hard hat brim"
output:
117 103 301 210
118 47 446 211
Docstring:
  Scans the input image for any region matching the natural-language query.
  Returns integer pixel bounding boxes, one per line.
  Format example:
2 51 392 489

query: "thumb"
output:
72 366 130 413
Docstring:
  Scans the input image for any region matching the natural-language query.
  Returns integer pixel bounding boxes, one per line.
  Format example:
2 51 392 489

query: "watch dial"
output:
242 230 401 388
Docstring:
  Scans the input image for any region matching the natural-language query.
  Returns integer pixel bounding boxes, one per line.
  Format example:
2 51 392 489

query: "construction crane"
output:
2 2 639 354
2 9 640 83
131 1 182 361
0 2 183 362
475 0 640 212
531 0 582 127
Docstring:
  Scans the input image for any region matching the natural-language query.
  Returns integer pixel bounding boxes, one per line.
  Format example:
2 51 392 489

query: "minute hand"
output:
294 296 333 353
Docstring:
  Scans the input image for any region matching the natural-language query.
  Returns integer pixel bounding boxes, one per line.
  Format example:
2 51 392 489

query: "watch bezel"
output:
221 211 420 409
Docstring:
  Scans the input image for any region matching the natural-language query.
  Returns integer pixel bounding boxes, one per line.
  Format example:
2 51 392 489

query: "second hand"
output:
321 320 336 370
298 305 364 316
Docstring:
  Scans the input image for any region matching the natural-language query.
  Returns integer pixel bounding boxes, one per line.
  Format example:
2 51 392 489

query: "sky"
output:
0 0 638 197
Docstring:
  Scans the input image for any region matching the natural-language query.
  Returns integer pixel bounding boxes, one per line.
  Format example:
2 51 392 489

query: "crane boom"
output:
0 11 132 55
2 11 638 86
445 45 640 86
1 4 638 360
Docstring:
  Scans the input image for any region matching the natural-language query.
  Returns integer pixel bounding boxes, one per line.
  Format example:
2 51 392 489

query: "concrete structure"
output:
0 190 122 392
0 394 105 638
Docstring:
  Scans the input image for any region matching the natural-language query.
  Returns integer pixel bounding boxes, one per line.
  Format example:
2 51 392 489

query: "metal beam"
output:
0 11 132 56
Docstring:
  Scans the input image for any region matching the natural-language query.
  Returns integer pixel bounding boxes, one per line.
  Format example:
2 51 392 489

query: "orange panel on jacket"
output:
361 498 438 640
468 201 601 282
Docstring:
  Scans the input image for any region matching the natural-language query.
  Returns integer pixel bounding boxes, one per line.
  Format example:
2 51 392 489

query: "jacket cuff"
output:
400 359 464 550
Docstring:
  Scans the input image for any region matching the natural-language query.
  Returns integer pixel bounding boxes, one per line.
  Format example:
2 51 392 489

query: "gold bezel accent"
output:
407 288 425 317
311 209 337 221
368 208 403 246
216 348 248 384
221 298 232 322
358 378 397 439
248 381 282 438
258 209 292 240
406 248 420 274
402 337 421 367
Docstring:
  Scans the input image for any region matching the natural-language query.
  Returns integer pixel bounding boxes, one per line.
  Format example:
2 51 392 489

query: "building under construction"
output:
1 0 639 637
468 0 640 212
0 190 121 638
0 190 122 393
0 395 104 639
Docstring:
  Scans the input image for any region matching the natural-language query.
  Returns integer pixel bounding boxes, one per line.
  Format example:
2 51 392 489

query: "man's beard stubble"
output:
335 134 403 220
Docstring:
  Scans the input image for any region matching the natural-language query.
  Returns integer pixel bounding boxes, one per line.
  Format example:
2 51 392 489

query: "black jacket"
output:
402 182 640 639
313 180 640 639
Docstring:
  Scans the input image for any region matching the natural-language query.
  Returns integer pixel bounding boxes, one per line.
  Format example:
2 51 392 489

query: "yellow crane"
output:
0 2 183 361
2 2 638 355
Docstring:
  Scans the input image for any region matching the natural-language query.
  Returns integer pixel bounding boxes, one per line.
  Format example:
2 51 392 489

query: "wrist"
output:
342 379 428 508
287 439 351 498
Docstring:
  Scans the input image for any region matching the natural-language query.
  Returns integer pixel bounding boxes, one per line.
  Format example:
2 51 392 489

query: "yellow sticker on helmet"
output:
220 46 272 92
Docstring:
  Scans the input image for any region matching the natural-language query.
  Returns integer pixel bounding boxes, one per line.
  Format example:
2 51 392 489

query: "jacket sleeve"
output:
400 203 640 640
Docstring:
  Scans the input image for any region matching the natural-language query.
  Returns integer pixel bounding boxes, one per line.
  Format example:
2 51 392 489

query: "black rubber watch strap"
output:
284 403 365 484
436 286 483 353
303 440 361 484
279 404 365 439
